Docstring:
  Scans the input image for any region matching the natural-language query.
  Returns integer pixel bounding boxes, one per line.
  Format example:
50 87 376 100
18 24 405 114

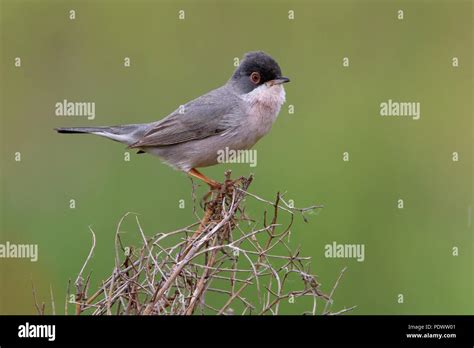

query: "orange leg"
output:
188 168 221 190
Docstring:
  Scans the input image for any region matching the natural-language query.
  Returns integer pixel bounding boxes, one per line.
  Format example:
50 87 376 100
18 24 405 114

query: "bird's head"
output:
230 51 290 94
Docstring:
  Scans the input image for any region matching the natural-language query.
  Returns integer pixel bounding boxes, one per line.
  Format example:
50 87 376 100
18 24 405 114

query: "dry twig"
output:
66 171 352 315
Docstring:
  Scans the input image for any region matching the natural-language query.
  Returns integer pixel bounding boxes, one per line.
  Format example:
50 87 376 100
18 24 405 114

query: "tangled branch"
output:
67 171 354 315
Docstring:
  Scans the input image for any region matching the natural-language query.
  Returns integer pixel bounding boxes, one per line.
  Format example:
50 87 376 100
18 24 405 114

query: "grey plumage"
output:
56 51 289 173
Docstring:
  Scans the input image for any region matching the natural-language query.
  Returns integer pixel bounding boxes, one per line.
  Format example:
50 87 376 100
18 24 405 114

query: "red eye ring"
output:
250 72 261 84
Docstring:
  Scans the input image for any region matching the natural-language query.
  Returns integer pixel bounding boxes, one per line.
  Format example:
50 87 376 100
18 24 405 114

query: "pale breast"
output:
242 84 286 139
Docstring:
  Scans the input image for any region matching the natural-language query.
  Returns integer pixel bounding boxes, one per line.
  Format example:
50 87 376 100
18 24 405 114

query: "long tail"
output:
55 124 147 146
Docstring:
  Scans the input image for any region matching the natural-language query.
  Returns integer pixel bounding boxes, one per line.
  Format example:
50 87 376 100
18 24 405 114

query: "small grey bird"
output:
56 51 290 189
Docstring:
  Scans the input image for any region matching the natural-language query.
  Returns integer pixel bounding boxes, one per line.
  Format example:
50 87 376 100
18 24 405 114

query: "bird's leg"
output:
187 168 221 190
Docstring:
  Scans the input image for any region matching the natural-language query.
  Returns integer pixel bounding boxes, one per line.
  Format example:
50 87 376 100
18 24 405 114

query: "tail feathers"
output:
55 125 147 146
55 127 111 134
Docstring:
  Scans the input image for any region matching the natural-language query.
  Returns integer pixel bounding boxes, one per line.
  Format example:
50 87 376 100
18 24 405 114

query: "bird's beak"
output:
269 77 290 86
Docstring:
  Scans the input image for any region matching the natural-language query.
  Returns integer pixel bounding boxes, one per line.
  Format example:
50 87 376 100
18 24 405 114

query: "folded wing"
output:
130 87 242 148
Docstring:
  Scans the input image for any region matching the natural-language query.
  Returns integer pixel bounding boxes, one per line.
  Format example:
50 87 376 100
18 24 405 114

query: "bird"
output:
55 51 290 189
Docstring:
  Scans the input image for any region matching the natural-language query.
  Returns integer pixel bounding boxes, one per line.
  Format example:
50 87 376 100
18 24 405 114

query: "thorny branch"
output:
62 171 353 315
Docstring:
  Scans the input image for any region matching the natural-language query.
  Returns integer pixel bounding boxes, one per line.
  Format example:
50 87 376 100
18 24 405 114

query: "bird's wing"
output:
130 86 242 148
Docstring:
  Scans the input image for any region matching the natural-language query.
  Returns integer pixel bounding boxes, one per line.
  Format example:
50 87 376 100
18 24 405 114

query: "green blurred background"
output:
0 0 472 314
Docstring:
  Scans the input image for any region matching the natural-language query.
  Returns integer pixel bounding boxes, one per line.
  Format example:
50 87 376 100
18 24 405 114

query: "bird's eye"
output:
250 72 261 84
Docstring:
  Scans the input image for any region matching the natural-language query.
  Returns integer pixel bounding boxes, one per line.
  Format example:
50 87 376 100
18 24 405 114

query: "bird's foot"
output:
200 178 238 208
208 181 222 191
